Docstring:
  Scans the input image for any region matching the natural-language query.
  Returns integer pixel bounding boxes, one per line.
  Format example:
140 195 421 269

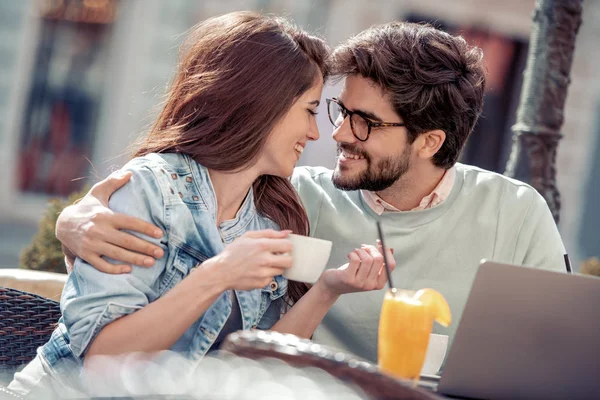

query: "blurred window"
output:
17 0 118 196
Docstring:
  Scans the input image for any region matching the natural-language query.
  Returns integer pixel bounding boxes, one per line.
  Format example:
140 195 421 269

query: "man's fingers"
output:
377 241 394 257
377 247 397 287
86 255 132 274
363 245 384 284
386 248 396 269
96 241 156 267
381 245 396 270
103 229 164 259
90 172 133 205
354 248 373 282
377 240 396 267
114 213 163 239
346 251 361 276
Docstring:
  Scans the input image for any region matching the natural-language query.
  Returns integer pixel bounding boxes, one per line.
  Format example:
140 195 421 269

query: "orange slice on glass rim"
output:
414 288 452 327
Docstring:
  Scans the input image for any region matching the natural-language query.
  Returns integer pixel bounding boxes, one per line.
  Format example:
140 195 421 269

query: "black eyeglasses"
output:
326 97 405 142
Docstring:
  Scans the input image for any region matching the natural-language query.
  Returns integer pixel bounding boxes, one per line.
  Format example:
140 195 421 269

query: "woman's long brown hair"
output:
133 12 330 306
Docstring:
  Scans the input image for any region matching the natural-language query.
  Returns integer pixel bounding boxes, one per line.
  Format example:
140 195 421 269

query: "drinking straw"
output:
376 220 395 290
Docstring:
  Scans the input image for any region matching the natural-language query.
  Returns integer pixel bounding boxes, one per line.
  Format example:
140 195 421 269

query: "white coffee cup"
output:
282 234 333 283
421 333 449 376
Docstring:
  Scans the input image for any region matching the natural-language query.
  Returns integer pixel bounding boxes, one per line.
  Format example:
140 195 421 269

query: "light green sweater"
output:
291 163 566 363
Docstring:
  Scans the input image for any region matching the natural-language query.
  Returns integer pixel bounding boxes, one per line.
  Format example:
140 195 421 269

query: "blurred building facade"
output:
0 0 599 268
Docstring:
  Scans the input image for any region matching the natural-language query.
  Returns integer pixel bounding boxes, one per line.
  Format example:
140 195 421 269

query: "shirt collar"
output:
361 166 456 215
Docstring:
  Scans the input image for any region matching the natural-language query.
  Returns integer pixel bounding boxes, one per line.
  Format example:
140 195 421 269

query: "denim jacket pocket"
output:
159 245 208 295
257 275 287 321
256 276 287 329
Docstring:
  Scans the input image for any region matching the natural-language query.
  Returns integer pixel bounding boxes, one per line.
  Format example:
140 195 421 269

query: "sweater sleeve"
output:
516 189 568 272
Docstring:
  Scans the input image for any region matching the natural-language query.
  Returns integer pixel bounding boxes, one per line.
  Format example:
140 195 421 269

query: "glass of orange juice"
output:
378 288 451 381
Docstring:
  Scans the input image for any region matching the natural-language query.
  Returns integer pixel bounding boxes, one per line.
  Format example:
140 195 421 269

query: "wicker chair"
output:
0 287 61 374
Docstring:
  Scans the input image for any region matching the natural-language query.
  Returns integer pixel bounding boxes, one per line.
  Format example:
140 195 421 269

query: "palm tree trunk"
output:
504 0 583 223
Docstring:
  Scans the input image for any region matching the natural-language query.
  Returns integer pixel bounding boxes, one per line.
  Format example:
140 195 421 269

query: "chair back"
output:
0 287 61 373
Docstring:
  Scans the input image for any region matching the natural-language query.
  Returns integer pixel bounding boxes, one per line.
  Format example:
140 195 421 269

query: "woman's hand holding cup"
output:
200 229 293 291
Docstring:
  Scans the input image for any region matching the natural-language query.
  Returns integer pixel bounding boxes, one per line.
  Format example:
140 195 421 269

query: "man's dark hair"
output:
331 22 486 169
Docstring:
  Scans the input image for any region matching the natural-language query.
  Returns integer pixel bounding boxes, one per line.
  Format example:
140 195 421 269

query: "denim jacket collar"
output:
39 153 287 378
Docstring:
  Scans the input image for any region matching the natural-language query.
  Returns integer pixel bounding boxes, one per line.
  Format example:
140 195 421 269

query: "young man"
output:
55 22 566 363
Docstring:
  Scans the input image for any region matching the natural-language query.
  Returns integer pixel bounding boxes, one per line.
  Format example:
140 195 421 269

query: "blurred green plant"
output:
580 257 600 277
19 188 89 274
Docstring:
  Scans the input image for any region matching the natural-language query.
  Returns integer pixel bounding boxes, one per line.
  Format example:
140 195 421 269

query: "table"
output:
222 330 445 400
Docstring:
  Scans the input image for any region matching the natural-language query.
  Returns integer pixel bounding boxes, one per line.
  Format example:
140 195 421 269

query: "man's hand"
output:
317 241 396 296
56 171 164 274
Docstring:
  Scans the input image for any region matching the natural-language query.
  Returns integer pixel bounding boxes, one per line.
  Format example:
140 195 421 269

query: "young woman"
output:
9 11 393 399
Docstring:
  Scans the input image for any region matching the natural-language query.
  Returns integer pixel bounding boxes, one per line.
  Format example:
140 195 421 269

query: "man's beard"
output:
332 143 411 192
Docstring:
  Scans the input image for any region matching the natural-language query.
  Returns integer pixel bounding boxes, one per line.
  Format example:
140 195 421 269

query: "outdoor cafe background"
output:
0 0 599 272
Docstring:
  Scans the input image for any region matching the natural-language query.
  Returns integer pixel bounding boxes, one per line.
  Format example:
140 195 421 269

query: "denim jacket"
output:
40 153 287 375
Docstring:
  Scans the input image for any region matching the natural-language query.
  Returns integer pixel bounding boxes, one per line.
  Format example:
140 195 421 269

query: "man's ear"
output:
415 129 446 160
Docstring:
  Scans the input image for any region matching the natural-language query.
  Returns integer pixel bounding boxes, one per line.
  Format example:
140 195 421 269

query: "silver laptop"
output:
434 260 600 400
